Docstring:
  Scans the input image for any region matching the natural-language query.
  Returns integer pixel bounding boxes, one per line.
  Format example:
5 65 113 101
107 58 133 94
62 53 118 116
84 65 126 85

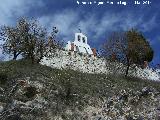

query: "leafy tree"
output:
102 29 154 77
0 26 23 60
126 29 153 64
0 18 60 63
20 19 48 63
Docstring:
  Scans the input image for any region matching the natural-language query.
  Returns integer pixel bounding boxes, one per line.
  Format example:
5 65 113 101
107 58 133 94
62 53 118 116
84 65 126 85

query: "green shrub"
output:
0 72 8 85
24 86 37 98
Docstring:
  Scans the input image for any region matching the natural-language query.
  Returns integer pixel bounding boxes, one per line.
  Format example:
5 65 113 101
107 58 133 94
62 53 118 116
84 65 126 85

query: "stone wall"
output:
40 49 160 81
40 49 109 74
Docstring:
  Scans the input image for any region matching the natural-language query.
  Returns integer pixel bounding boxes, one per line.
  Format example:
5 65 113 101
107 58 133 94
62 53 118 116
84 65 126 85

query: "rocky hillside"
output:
40 49 160 81
0 60 160 120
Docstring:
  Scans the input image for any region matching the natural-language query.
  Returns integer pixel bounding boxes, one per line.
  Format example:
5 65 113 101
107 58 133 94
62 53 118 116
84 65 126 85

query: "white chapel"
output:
65 32 96 56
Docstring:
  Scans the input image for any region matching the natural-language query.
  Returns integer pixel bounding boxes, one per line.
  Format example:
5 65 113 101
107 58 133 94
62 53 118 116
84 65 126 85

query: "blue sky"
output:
0 0 159 65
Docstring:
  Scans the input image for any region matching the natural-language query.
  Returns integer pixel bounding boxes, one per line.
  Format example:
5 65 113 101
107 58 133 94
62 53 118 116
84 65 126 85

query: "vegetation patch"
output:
24 86 37 98
0 71 8 85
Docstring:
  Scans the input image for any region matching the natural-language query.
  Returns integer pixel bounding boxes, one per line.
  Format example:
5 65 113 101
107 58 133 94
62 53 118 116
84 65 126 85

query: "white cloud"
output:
38 9 80 41
0 0 44 58
0 2 158 61
140 15 157 32
0 0 44 25
38 9 157 42
0 2 157 42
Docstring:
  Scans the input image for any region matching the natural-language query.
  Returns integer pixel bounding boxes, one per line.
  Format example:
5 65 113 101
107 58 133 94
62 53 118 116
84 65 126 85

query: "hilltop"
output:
0 60 160 120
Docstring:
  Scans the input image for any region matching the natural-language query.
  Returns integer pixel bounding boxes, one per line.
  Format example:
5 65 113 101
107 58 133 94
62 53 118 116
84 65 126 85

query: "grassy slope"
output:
0 59 160 98
1 59 160 119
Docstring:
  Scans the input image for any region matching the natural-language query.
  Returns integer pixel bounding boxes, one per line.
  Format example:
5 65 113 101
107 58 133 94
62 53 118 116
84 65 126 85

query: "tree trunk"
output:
13 51 21 60
36 49 44 63
125 57 130 77
13 56 17 60
13 51 17 60
31 54 35 64
125 63 130 77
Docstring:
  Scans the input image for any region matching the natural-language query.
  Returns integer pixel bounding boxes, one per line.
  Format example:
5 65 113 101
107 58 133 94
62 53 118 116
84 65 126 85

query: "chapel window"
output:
82 37 85 43
78 35 81 42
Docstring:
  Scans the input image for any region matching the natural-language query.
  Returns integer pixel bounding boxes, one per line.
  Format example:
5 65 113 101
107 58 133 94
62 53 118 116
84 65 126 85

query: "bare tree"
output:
102 29 154 77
